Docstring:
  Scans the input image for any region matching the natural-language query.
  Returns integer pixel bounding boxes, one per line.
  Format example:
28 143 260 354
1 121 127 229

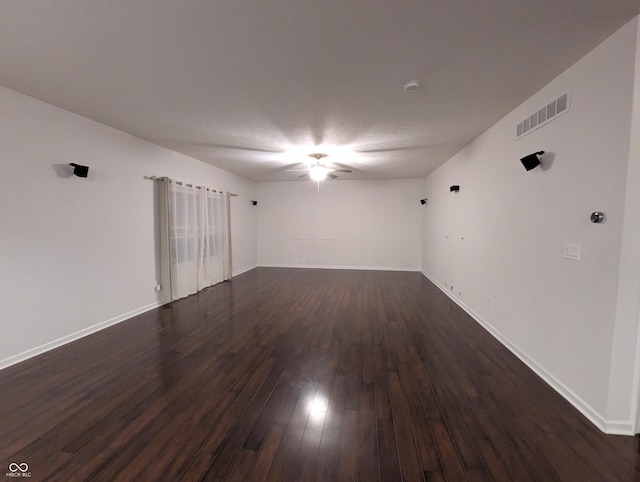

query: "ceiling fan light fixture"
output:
309 164 328 181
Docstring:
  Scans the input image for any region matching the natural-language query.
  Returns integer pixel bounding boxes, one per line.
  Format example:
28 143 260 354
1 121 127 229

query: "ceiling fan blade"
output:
356 145 426 154
333 169 352 173
159 140 284 154
328 173 338 179
329 162 354 170
282 162 309 169
285 168 309 172
298 173 308 178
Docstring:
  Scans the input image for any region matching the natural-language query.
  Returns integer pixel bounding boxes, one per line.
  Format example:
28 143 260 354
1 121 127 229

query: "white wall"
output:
0 85 257 368
609 19 640 433
422 17 639 434
257 179 423 270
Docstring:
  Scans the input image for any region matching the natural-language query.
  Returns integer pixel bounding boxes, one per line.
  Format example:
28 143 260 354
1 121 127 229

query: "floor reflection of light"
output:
307 393 328 424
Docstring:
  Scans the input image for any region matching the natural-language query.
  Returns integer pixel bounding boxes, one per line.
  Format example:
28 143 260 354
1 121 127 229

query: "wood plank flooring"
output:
1 268 639 481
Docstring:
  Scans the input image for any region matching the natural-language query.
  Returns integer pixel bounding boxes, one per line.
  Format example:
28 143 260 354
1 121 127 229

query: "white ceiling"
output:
1 1 639 181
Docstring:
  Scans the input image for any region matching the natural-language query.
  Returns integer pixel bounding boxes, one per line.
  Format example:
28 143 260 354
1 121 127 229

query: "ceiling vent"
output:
517 92 570 139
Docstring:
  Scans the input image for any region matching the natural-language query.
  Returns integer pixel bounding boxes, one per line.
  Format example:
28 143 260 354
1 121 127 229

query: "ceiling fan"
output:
285 153 353 182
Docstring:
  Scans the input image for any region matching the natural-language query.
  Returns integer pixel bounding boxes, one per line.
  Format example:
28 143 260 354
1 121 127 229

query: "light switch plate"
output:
563 242 581 261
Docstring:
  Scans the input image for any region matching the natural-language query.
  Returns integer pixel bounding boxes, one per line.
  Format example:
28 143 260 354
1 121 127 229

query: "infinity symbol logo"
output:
8 463 29 472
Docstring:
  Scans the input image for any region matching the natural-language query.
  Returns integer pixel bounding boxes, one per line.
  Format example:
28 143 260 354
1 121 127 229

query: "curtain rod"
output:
143 176 238 196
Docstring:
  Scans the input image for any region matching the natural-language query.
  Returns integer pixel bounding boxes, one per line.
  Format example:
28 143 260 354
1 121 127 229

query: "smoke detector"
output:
403 80 421 92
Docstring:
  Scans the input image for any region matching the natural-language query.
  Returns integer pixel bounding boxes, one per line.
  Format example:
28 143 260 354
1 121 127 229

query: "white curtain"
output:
155 178 231 302
198 189 231 290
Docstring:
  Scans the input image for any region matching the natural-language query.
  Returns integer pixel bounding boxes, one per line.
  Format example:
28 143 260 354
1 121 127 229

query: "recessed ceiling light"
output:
403 80 421 92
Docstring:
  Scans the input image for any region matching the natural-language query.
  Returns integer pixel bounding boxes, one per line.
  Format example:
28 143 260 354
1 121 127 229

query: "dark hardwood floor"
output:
1 268 639 481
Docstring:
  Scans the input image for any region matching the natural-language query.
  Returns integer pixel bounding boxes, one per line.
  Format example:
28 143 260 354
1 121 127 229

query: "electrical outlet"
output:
154 283 161 292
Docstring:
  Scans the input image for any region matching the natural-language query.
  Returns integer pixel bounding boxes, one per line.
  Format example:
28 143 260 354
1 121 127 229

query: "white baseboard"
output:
421 270 635 436
604 419 635 435
233 264 258 277
259 263 420 272
0 302 160 371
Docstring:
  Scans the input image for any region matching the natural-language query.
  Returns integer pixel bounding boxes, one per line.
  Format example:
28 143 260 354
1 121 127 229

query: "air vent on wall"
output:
517 92 570 139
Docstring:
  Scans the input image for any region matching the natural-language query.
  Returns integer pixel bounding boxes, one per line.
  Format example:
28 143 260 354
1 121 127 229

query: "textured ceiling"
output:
0 1 639 181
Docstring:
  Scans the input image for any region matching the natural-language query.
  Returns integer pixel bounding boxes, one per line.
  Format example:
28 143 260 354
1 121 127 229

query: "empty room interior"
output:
3 1 640 480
